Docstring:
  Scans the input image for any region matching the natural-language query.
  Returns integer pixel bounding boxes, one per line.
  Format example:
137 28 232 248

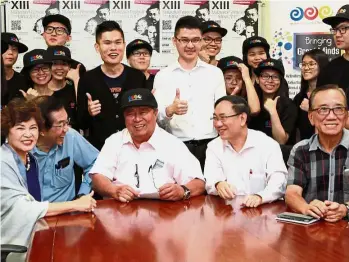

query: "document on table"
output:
139 191 160 199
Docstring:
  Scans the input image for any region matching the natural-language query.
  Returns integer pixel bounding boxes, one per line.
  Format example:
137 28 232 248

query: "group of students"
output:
1 3 349 258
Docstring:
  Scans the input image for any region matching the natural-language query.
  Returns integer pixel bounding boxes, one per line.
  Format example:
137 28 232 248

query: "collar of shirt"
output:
32 144 59 156
223 129 258 153
170 58 209 72
121 124 162 150
309 128 349 152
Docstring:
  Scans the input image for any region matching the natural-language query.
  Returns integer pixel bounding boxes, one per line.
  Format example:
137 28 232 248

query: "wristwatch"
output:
181 185 191 200
345 204 349 219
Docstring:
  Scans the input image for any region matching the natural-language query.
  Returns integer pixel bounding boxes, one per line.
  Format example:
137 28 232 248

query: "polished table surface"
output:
27 196 349 262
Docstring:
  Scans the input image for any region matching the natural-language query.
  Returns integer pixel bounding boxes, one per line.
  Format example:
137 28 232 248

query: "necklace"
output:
25 153 31 171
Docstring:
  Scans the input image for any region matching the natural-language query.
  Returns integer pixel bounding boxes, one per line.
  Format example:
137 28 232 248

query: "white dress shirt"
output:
89 125 204 195
153 59 226 141
204 129 287 204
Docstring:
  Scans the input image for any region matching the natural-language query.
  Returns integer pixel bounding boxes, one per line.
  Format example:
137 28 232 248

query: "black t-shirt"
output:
317 56 349 91
52 79 78 130
103 70 127 106
293 91 314 141
7 71 29 102
249 96 298 145
146 74 155 91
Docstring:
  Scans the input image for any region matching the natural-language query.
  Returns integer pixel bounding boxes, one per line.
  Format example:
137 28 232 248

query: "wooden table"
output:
27 196 349 262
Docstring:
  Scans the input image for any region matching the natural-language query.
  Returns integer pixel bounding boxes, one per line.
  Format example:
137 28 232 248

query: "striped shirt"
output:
287 129 349 203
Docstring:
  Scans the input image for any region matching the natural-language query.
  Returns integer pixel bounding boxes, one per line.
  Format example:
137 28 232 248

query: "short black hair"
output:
245 2 258 13
309 84 347 110
196 3 209 13
174 16 202 36
33 96 65 129
97 3 109 13
214 95 251 123
147 2 159 12
95 21 124 43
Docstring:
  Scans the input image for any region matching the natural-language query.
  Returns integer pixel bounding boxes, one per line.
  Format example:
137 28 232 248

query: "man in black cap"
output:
41 14 85 80
317 5 349 94
126 39 154 91
217 56 260 115
199 21 227 66
1 33 29 102
89 88 205 202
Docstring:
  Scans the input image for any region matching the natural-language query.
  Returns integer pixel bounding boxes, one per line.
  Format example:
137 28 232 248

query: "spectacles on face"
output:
310 106 347 116
31 65 50 74
224 76 242 83
175 37 202 46
52 60 70 66
52 118 70 129
44 26 68 35
211 113 241 123
203 36 222 44
132 51 150 57
299 62 317 69
330 26 349 35
260 73 280 82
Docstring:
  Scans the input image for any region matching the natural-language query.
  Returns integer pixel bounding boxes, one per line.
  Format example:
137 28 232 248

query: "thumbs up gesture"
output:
86 93 101 116
264 96 279 115
166 88 188 117
19 88 39 100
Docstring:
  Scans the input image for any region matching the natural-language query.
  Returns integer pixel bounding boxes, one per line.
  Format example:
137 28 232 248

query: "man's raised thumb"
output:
86 93 92 101
175 88 180 99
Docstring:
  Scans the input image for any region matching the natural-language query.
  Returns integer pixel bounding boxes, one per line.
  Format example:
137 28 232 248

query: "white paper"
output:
139 192 160 199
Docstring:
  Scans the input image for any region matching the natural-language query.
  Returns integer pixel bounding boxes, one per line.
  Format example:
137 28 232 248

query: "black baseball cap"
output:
323 5 349 27
201 21 227 37
121 88 158 110
254 58 285 77
126 39 153 59
217 56 243 72
1 33 28 53
46 46 79 65
42 14 72 35
242 36 270 56
21 49 51 73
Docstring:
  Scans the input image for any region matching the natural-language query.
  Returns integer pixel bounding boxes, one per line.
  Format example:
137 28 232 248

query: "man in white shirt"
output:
204 95 287 207
153 16 226 170
89 88 205 202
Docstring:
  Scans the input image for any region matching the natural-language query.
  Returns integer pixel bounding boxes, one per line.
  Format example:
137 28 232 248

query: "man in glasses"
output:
317 5 349 94
153 16 225 171
286 84 349 223
89 88 205 202
204 95 287 207
32 96 99 202
199 21 227 66
42 14 85 83
126 39 155 90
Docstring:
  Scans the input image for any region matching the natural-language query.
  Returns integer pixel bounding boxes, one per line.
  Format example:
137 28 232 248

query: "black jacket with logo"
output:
77 64 146 150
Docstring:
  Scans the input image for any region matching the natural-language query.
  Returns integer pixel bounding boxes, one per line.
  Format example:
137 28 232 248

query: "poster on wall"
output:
4 0 262 71
264 2 344 98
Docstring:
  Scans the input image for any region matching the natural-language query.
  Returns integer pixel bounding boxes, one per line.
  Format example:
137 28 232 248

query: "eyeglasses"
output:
133 51 150 57
52 118 70 129
211 113 241 122
299 62 317 69
52 61 70 66
330 26 349 35
30 66 50 74
310 106 347 116
203 37 222 44
260 74 280 81
224 76 242 83
44 26 68 35
175 37 202 46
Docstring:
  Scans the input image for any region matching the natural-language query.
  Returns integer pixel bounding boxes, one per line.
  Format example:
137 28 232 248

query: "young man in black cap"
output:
217 56 260 115
317 5 349 93
46 46 81 130
199 21 227 66
126 39 154 91
1 33 29 102
42 14 85 81
77 21 146 150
